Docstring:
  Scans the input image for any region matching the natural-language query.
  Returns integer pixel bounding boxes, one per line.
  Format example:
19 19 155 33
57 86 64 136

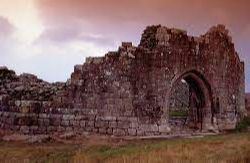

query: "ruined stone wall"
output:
0 25 246 136
169 81 189 110
246 93 250 113
133 25 245 130
0 67 69 134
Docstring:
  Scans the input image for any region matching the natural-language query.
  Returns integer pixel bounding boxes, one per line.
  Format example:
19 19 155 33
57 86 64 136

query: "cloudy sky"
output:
0 0 249 92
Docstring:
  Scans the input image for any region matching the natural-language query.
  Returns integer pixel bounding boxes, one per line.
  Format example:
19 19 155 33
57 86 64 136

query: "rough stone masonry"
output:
0 25 246 136
246 93 250 113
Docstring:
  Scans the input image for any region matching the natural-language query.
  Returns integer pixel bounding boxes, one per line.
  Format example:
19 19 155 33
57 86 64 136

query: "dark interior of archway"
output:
169 75 205 131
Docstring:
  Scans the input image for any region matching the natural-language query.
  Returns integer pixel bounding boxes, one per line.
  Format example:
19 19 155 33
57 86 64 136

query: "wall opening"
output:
168 71 212 132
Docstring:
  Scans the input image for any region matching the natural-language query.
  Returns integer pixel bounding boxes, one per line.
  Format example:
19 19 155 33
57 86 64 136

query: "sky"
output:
0 0 249 92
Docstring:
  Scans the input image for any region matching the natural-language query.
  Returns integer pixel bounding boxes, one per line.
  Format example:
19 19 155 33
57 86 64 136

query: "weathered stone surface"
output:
2 134 30 142
0 24 246 137
2 134 50 143
246 93 250 114
113 129 126 136
128 128 137 136
27 135 50 144
159 125 171 133
59 132 76 139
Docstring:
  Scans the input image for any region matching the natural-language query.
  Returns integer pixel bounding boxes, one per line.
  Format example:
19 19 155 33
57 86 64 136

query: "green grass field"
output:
0 132 250 163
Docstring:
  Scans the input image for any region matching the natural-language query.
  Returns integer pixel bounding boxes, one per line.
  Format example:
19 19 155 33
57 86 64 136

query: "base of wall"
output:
0 111 230 137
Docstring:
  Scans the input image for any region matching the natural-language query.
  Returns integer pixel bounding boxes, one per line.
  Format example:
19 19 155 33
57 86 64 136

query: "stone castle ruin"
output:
246 93 250 113
0 25 246 136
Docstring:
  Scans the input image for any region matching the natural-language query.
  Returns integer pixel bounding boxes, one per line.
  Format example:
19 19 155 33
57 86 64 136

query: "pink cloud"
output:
35 0 250 42
36 26 115 47
34 0 250 91
0 16 14 38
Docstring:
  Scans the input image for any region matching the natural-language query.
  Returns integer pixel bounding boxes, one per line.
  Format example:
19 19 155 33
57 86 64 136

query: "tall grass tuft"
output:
236 116 250 132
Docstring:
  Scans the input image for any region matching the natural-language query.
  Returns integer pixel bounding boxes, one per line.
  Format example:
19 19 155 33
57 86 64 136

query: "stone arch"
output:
164 70 214 132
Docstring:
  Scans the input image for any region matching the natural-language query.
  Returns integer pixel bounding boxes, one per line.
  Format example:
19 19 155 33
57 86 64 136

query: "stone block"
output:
139 124 159 132
95 120 109 128
113 129 126 136
117 121 130 129
136 129 144 136
107 128 113 135
80 120 86 127
62 114 75 121
109 121 117 128
99 128 107 134
38 119 44 126
159 125 171 133
37 126 47 134
20 126 29 134
43 119 50 126
65 127 73 132
39 114 48 119
128 128 137 136
86 121 94 127
72 120 80 127
130 122 139 129
61 120 69 127
47 126 56 132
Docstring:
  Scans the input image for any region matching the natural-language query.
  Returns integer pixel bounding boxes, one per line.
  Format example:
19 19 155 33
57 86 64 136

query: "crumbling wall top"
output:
139 25 189 49
206 24 229 36
0 66 17 79
139 24 235 50
202 24 233 44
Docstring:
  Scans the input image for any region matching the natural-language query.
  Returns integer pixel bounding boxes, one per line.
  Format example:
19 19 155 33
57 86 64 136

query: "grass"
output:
1 132 250 163
0 142 78 163
169 110 189 117
76 133 250 163
236 116 250 132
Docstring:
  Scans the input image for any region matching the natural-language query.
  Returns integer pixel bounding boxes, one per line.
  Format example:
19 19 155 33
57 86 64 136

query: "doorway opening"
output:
168 71 212 132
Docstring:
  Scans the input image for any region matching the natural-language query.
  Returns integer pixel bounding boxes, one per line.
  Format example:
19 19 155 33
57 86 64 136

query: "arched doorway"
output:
167 70 213 133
